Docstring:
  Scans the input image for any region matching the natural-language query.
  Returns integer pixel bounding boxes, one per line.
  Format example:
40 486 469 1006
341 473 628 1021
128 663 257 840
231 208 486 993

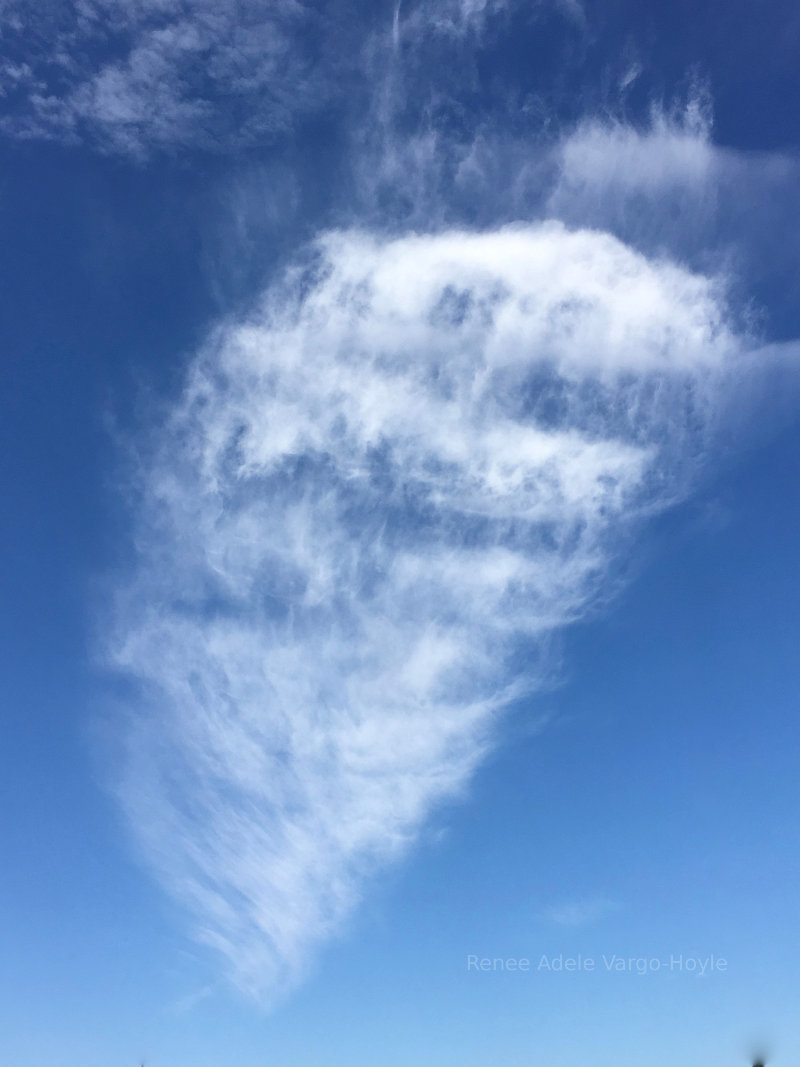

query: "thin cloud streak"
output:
107 223 746 1002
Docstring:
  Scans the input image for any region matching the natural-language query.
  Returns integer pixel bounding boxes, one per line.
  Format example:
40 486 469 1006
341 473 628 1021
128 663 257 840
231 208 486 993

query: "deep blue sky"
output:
1 1 799 1064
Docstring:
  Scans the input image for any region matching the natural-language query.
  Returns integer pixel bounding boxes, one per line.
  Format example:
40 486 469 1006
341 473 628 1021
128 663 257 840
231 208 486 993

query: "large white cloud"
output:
107 221 745 1002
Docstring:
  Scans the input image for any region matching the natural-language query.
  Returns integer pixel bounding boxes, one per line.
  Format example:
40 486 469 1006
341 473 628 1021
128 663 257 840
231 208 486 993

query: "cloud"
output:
398 0 513 37
354 91 800 314
14 0 788 1006
2 0 797 1024
543 897 619 927
348 70 725 248
0 0 460 154
0 0 582 156
0 0 352 155
394 0 582 39
545 98 721 262
551 103 715 211
542 104 800 353
106 222 746 1002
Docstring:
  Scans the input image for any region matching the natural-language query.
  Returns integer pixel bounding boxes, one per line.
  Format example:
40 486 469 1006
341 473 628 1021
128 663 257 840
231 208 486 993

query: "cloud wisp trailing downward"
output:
107 222 746 1002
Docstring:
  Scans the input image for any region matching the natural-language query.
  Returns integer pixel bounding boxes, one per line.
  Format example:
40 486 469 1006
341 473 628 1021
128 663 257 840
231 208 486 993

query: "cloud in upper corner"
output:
0 0 358 155
0 0 582 156
0 0 477 155
105 222 749 1003
397 0 564 38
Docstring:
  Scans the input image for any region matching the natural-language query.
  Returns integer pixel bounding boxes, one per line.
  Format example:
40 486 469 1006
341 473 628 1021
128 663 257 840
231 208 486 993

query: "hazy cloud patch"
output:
0 0 351 154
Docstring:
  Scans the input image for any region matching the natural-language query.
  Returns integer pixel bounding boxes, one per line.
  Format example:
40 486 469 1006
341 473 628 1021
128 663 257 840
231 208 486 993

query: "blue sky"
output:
1 1 799 1064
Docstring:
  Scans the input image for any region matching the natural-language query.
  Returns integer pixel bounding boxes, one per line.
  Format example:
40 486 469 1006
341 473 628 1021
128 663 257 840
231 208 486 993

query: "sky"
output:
1 1 799 1064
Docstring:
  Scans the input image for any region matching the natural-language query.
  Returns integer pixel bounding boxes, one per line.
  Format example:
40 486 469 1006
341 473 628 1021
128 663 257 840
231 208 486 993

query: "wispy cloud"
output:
543 897 620 927
19 0 791 1012
106 222 746 1002
0 0 581 156
0 0 353 155
546 96 720 259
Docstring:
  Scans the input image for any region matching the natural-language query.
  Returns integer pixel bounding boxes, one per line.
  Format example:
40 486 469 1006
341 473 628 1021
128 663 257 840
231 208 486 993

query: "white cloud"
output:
540 105 800 353
0 0 581 155
395 0 581 39
405 0 510 36
0 0 339 154
544 100 722 263
106 222 746 1002
552 108 715 204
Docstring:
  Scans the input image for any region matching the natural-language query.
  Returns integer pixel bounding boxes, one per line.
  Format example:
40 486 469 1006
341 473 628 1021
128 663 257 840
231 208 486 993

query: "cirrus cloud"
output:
107 221 746 1002
0 0 352 155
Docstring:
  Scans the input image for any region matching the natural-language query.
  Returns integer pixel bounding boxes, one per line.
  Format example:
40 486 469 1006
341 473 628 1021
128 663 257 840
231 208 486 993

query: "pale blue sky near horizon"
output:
1 1 799 1064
